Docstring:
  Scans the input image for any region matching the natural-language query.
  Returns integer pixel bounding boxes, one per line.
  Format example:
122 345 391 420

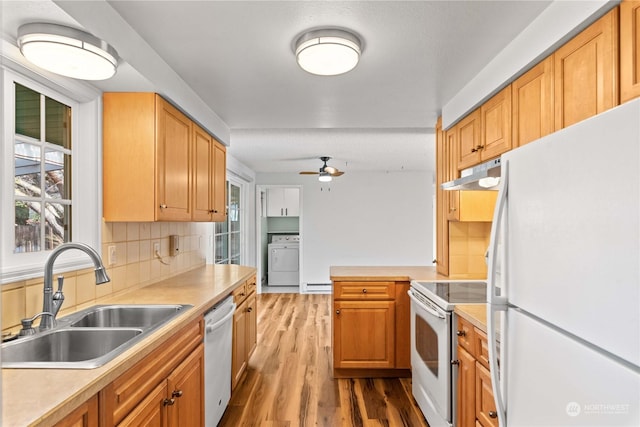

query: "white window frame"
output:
1 61 102 284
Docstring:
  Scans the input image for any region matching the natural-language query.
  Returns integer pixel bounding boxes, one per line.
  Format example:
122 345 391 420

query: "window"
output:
2 67 101 284
14 83 72 253
214 181 242 264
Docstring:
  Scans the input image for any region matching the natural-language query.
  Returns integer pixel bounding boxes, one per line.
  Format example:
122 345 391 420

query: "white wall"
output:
257 171 434 284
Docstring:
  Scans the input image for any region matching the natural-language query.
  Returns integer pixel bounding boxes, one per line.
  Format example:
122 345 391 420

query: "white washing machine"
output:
268 235 299 286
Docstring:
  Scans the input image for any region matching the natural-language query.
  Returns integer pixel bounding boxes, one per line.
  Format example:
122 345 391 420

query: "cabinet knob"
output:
471 148 477 153
336 309 340 315
456 330 466 337
159 204 167 209
451 360 460 366
247 307 253 313
477 145 485 150
450 207 457 212
163 398 175 406
432 259 437 264
489 411 498 419
172 390 183 398
362 289 367 294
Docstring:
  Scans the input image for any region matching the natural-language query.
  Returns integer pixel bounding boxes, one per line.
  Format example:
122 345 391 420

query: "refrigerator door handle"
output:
487 159 508 426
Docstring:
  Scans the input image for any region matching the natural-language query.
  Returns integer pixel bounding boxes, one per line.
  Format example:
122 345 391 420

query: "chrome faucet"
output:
40 242 110 331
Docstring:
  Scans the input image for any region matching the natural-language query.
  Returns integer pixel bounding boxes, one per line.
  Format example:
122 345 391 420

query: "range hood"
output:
441 158 501 190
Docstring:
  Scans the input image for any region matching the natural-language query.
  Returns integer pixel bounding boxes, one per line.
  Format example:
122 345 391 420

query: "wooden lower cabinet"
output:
54 395 99 427
100 318 204 426
332 280 411 376
232 276 258 390
456 317 498 427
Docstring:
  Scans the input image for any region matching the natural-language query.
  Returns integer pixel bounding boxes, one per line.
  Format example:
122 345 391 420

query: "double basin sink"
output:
2 304 192 369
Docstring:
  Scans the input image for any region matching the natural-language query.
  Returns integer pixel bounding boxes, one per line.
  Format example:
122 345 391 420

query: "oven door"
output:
409 287 452 427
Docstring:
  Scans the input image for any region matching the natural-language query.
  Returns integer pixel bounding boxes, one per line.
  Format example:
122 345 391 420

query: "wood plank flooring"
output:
219 293 429 427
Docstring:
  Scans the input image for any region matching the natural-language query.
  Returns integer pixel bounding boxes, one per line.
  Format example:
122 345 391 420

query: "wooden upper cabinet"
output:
621 0 640 103
156 97 192 221
554 8 619 130
192 124 227 222
512 56 554 147
212 142 227 222
456 108 482 170
435 118 449 276
480 85 512 160
103 93 226 222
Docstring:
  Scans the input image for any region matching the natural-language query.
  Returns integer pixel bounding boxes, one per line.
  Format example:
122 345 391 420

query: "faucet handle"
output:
57 275 64 291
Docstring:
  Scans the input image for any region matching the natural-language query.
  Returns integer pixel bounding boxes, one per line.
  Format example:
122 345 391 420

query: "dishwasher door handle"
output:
205 302 237 334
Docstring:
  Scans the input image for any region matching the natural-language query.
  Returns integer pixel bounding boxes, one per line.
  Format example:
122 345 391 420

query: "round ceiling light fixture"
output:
17 23 119 80
294 28 362 76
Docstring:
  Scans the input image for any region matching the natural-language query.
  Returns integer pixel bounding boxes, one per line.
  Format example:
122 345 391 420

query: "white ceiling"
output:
2 1 553 174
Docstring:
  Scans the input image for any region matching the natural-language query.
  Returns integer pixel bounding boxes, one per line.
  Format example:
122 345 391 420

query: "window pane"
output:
44 202 68 250
44 149 69 199
15 142 42 196
45 96 71 148
230 232 240 259
215 235 228 263
15 201 41 253
15 83 40 139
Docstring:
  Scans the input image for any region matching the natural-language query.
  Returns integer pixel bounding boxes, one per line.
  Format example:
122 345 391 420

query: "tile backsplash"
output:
2 221 208 334
448 221 492 278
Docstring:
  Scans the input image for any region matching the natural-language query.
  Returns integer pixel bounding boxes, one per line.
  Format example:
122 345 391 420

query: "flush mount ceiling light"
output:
17 23 119 80
294 28 362 76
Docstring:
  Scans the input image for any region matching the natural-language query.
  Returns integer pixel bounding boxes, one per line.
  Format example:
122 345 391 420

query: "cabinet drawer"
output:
246 275 257 296
334 281 395 300
456 317 475 354
232 282 248 304
474 327 490 369
103 317 203 425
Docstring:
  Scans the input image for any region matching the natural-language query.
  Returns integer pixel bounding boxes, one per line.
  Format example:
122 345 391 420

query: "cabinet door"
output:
167 343 204 427
192 124 214 221
457 108 482 170
117 382 168 427
246 292 257 360
212 141 227 222
621 0 640 103
282 187 300 216
435 118 450 275
512 56 554 147
333 300 395 369
457 346 477 427
554 8 618 130
266 188 284 217
54 395 98 427
156 96 192 221
231 298 248 390
481 85 512 160
445 126 461 222
475 363 499 427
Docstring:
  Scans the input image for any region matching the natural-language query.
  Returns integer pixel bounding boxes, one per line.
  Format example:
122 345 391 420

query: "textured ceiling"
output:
2 1 553 173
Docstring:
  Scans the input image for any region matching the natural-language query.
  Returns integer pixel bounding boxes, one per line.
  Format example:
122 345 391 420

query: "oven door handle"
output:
407 290 446 319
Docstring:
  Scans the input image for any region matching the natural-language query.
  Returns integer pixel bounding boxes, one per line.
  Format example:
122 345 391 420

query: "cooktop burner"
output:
411 280 486 311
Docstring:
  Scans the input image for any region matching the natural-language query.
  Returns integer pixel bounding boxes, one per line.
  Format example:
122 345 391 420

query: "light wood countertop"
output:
2 264 256 427
455 304 488 332
330 265 486 282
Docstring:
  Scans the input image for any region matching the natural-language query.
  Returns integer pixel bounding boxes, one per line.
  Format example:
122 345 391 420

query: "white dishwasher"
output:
204 296 236 426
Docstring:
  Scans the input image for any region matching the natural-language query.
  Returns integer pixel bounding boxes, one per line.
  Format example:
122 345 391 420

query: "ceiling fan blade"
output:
330 171 344 176
299 171 319 175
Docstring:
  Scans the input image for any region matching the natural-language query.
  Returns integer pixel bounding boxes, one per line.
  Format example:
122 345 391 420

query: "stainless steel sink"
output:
1 304 192 369
68 304 188 328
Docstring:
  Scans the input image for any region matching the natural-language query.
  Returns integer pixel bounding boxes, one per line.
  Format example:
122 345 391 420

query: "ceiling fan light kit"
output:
299 156 344 181
17 23 119 80
294 28 362 76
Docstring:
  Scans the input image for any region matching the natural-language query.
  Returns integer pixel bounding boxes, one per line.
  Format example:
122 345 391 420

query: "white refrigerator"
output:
486 99 640 426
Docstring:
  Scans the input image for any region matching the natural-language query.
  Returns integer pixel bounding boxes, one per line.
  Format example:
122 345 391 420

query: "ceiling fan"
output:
299 156 345 181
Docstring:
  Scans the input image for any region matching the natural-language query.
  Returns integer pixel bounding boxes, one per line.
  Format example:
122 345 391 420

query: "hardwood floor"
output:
219 293 429 427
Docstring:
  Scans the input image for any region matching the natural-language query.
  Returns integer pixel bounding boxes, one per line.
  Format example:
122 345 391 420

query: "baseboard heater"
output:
303 283 332 293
